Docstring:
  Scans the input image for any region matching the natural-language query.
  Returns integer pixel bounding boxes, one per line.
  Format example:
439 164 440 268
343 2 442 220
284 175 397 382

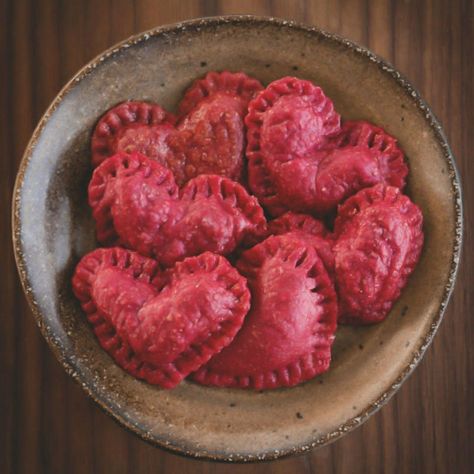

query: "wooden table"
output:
1 1 472 473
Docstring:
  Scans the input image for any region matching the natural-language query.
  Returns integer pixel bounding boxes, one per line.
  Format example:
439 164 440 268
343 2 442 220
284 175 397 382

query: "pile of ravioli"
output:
72 72 424 390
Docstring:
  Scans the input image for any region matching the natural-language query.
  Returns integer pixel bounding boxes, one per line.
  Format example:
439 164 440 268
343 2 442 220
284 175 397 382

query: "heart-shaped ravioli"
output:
246 77 407 216
72 247 250 388
89 152 267 266
245 76 340 215
91 71 263 184
193 234 338 390
333 184 423 325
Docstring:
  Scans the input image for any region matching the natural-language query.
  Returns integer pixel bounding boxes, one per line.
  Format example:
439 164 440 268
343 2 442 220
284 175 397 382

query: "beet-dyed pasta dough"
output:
88 151 179 246
269 145 403 215
72 247 250 389
166 93 245 184
91 101 176 168
193 234 338 390
268 211 330 238
333 184 424 325
80 70 425 391
178 70 263 117
329 120 408 189
88 152 267 267
246 77 340 160
268 213 335 277
245 76 341 215
91 71 263 184
246 77 408 216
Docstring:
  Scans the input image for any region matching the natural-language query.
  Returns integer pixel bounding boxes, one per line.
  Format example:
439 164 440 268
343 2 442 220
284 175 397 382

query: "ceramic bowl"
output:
12 16 462 462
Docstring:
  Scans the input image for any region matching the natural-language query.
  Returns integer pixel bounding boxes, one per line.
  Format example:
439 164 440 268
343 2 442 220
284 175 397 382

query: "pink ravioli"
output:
72 247 250 389
268 212 335 277
245 76 340 215
178 70 263 117
268 211 329 238
333 184 424 325
329 120 408 189
246 77 408 216
76 70 426 392
193 234 338 389
91 71 263 184
88 152 267 267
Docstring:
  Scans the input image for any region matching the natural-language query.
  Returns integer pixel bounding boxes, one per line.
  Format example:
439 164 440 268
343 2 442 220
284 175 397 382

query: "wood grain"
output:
1 0 472 473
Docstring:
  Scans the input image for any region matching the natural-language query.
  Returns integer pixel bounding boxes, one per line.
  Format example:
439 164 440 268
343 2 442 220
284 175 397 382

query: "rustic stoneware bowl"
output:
13 16 462 462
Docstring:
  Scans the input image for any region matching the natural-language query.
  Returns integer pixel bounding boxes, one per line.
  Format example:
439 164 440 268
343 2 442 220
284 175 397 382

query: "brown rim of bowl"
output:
12 15 463 463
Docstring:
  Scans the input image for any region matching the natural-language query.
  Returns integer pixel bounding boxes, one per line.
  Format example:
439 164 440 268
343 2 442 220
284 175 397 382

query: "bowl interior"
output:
14 18 461 461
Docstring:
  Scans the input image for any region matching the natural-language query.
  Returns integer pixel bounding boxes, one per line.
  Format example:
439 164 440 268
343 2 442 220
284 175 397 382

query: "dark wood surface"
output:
1 1 472 473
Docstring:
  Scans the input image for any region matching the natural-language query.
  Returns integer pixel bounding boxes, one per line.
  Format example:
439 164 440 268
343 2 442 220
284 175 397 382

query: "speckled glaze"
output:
12 16 463 462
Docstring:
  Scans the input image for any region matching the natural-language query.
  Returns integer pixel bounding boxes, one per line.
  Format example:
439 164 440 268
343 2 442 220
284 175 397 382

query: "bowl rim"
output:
12 14 463 463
